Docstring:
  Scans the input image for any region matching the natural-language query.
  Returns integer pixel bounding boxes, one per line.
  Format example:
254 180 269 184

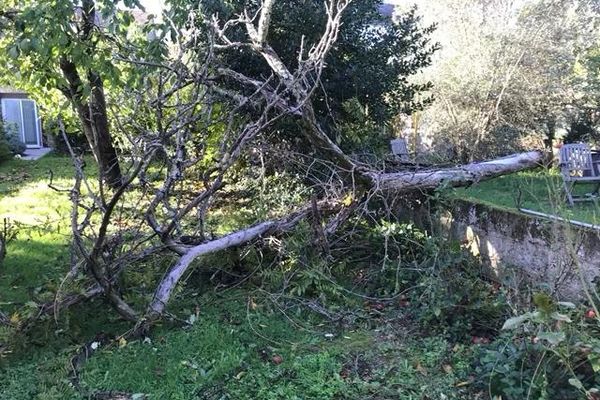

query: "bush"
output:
410 243 510 340
477 295 600 399
0 134 12 163
0 122 25 156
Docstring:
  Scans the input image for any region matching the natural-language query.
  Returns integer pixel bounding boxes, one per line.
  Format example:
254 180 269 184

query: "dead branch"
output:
373 151 543 192
147 201 340 317
43 0 544 327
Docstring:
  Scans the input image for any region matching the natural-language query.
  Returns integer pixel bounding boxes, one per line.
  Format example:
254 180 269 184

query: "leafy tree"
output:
0 0 155 187
174 0 437 150
405 0 600 161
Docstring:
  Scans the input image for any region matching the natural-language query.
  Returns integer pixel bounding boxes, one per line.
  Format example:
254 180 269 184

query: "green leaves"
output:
501 311 541 330
537 331 566 345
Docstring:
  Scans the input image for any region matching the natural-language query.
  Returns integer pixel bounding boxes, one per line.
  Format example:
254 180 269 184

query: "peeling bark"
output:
374 151 543 192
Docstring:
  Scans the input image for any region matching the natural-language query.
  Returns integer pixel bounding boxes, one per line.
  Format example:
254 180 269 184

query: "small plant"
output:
0 218 18 268
1 122 25 156
478 293 600 399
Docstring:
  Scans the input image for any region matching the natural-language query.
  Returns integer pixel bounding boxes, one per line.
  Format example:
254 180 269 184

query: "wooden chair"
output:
559 143 600 206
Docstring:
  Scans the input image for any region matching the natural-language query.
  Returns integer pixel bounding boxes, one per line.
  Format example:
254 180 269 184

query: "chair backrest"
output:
559 143 595 178
390 138 409 161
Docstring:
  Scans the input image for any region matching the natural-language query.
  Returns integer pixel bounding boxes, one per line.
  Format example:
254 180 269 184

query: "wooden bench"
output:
559 143 600 206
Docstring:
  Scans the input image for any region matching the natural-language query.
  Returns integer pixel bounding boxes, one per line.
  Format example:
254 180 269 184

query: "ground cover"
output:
1 155 599 400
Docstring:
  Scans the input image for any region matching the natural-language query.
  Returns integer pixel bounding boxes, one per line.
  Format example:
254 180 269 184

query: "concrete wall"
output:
404 199 600 300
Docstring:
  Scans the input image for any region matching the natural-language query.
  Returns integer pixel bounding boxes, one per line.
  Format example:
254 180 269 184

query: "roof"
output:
0 87 27 95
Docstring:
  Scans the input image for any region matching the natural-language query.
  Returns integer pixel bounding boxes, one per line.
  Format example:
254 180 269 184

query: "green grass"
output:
0 154 486 399
454 168 600 224
0 153 91 310
0 154 129 364
1 294 475 399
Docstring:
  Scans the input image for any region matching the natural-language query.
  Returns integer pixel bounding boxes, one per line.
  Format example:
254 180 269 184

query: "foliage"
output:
0 0 156 110
337 98 390 155
252 216 437 305
0 120 24 162
191 0 437 150
1 122 25 156
411 243 510 340
477 296 600 399
0 135 12 163
407 0 600 161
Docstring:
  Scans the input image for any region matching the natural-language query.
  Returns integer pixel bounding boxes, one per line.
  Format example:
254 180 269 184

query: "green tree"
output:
406 0 600 161
0 0 154 187
171 0 437 150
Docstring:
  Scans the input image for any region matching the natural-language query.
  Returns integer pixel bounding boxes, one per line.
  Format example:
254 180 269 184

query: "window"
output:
1 98 42 148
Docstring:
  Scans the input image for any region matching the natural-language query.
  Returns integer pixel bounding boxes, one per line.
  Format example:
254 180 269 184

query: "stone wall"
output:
404 199 600 300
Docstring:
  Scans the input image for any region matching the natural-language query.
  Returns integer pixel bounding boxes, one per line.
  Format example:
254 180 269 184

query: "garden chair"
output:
559 143 600 206
390 138 410 161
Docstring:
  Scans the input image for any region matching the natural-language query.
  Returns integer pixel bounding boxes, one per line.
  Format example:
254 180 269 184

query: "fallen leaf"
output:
272 354 283 365
415 362 428 376
9 312 19 325
235 371 246 380
249 297 257 310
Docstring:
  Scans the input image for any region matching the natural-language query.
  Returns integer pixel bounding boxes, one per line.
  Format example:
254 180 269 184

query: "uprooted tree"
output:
0 0 542 331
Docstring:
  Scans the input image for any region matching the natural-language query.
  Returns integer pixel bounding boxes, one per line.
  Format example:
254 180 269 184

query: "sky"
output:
138 0 404 13
139 0 165 16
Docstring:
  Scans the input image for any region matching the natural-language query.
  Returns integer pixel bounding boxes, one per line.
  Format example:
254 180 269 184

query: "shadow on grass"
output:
0 153 86 198
0 237 70 307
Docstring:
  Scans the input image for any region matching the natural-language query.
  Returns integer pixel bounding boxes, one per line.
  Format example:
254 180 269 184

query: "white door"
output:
1 98 42 148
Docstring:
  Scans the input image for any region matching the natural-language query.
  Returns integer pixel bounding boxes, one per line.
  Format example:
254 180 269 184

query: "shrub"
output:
0 134 12 162
411 243 510 341
477 295 600 399
0 122 25 156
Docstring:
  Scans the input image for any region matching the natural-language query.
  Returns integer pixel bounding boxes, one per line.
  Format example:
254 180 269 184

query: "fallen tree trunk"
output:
147 151 543 318
146 203 339 317
373 151 543 192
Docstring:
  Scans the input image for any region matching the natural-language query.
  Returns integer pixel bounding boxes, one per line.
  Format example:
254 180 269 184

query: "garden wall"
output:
403 199 600 300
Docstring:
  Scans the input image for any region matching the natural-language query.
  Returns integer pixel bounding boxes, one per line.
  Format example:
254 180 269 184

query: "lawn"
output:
454 168 600 225
0 154 97 309
0 153 480 399
1 292 477 400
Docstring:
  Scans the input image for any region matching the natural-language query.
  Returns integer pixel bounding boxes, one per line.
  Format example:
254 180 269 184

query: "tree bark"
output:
59 59 123 188
88 71 123 188
372 151 543 192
